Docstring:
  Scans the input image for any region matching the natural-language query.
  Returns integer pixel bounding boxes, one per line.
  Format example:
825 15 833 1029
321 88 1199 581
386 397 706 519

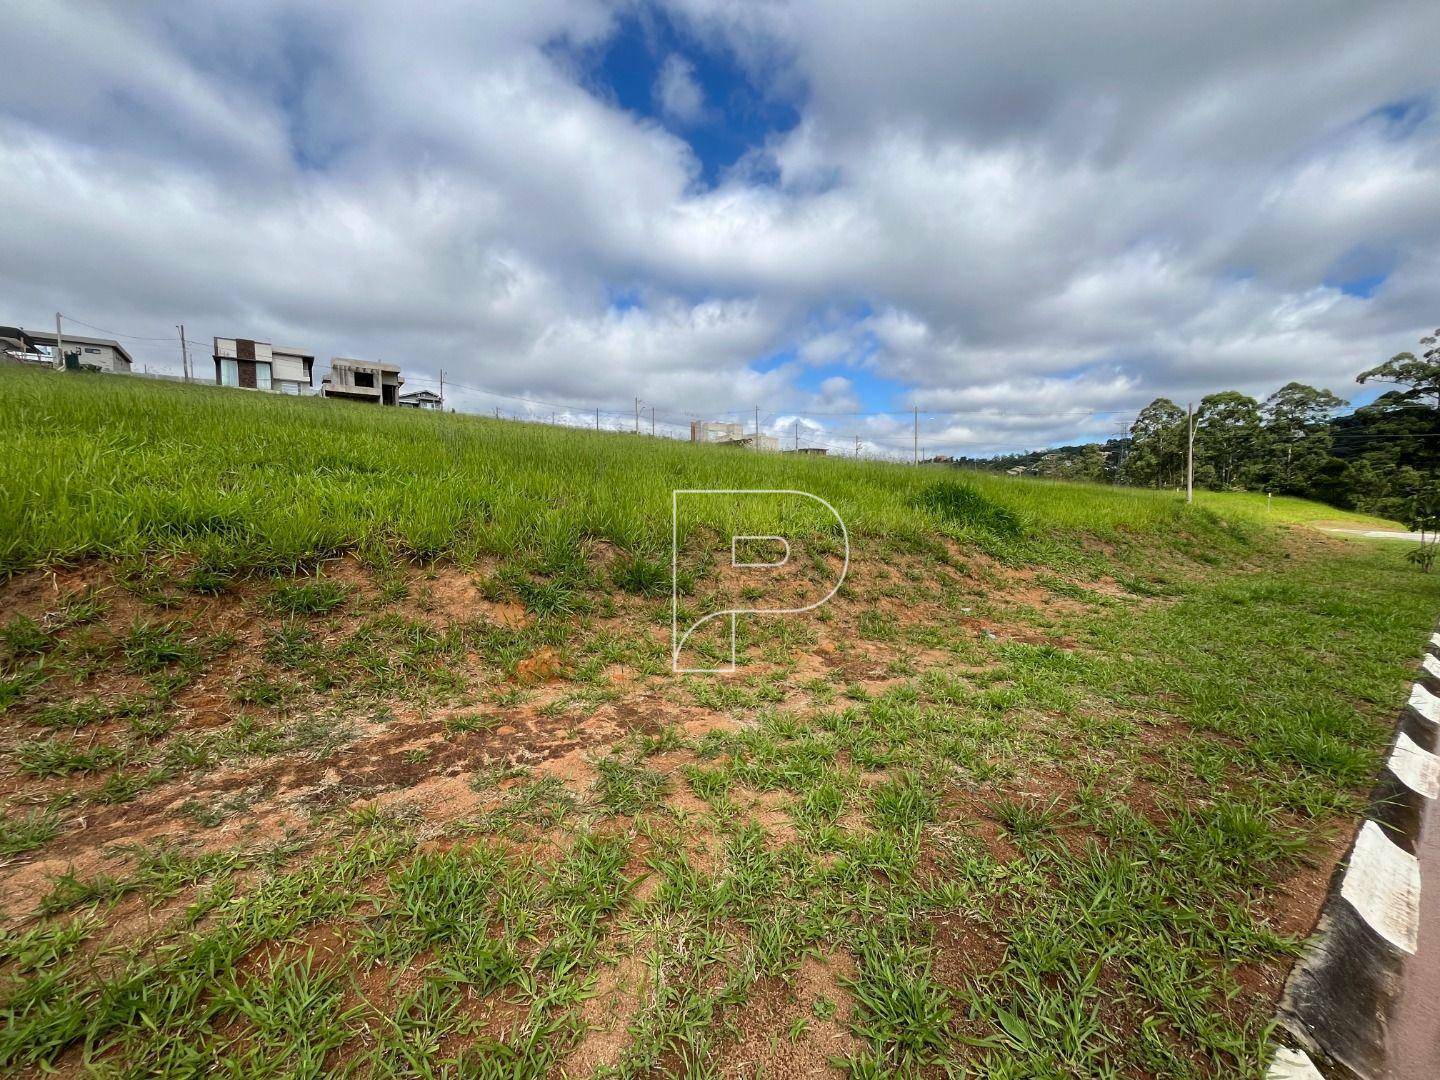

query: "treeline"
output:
956 330 1440 521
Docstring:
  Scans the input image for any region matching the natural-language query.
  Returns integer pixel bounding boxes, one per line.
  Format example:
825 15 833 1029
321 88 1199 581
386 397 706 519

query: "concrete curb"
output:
1268 632 1440 1079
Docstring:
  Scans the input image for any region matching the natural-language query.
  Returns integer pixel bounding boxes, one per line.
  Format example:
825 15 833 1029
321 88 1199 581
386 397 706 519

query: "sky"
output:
2 1 1438 458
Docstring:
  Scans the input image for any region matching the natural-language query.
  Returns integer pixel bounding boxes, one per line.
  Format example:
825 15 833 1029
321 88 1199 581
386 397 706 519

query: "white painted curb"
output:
1388 730 1440 799
1339 820 1421 954
1275 652 1440 1078
1408 682 1440 724
1267 1046 1326 1079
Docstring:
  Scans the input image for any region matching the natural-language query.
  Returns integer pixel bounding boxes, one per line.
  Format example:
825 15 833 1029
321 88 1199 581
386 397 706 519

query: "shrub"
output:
611 553 669 596
913 480 1022 538
266 577 350 616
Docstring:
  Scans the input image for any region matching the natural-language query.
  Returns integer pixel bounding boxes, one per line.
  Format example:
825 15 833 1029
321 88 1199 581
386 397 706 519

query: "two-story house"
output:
321 358 404 405
213 338 315 394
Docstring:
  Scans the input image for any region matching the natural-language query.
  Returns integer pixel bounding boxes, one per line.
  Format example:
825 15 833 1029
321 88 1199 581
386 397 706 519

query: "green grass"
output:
264 576 350 615
1193 489 1403 529
1 365 1248 574
0 810 62 855
0 369 1435 1078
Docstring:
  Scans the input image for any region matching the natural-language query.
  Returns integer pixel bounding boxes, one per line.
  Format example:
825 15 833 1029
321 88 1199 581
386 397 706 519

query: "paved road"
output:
1320 527 1427 542
1389 783 1440 1080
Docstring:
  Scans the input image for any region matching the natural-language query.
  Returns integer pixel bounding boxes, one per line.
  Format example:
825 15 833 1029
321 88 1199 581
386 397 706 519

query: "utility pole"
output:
495 407 500 420
854 435 860 458
755 406 760 439
913 406 918 464
595 407 600 431
54 313 65 371
178 324 190 381
634 397 640 434
438 370 445 410
651 406 656 437
794 419 799 451
1186 402 1195 504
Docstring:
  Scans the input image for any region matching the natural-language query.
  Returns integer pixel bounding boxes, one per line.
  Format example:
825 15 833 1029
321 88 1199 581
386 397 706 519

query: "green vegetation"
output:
0 367 1434 1077
954 330 1440 526
2 364 1243 575
1191 490 1400 529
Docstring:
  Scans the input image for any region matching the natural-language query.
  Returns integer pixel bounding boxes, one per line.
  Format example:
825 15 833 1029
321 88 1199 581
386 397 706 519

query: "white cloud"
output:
1 1 1438 456
655 54 706 125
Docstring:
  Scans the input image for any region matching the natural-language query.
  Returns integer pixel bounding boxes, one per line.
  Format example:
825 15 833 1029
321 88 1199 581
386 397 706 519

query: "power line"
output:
56 314 180 343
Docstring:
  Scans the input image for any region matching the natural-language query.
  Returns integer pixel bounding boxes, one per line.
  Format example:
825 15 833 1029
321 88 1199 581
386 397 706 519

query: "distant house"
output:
0 326 44 364
690 419 779 451
322 358 403 405
398 389 442 410
724 433 781 451
3 327 133 372
783 447 828 456
213 338 314 394
691 420 745 443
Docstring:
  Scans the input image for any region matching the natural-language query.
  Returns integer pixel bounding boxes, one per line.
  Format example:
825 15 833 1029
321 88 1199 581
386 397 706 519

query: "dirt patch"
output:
515 646 564 684
238 919 353 977
561 952 650 1077
360 773 490 830
928 911 1007 992
718 952 860 1078
733 788 799 847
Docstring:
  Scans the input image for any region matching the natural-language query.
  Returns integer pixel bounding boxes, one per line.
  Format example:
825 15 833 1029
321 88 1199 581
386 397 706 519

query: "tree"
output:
1351 331 1440 514
1257 382 1347 494
1264 381 1348 432
1123 398 1186 488
1035 444 1108 482
1358 329 1440 408
1404 477 1440 573
1194 392 1260 489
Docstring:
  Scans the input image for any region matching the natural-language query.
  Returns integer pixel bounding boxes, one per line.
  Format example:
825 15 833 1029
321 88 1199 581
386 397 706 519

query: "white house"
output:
213 337 315 394
690 419 779 451
398 389 442 410
11 329 134 373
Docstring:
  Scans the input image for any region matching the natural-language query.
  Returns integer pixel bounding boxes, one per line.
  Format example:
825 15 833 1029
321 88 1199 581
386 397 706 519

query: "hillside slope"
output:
1 367 1436 1077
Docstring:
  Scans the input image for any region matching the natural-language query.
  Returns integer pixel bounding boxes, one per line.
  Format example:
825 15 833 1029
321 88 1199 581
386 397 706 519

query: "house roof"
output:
0 326 42 350
399 389 442 401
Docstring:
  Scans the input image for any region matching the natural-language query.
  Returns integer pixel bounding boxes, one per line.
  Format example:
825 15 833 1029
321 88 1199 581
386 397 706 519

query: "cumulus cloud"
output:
654 54 706 124
2 1 1438 456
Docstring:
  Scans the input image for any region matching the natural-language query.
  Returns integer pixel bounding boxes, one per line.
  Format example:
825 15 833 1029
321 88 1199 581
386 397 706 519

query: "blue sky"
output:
1 2 1437 456
577 7 799 187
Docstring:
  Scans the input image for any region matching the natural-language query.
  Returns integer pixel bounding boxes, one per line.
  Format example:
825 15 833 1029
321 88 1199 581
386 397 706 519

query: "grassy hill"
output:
1191 489 1403 530
0 366 1434 1077
3 366 1249 573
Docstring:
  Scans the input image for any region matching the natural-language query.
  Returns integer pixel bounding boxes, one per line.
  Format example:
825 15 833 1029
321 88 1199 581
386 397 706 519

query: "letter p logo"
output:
671 489 849 673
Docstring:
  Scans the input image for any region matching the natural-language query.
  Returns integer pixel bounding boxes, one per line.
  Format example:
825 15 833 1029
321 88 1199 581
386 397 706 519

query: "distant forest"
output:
950 330 1440 523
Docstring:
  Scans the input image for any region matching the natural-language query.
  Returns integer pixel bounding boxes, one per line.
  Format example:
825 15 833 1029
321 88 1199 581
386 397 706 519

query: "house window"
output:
220 359 239 386
256 363 272 390
353 371 375 388
84 347 101 354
